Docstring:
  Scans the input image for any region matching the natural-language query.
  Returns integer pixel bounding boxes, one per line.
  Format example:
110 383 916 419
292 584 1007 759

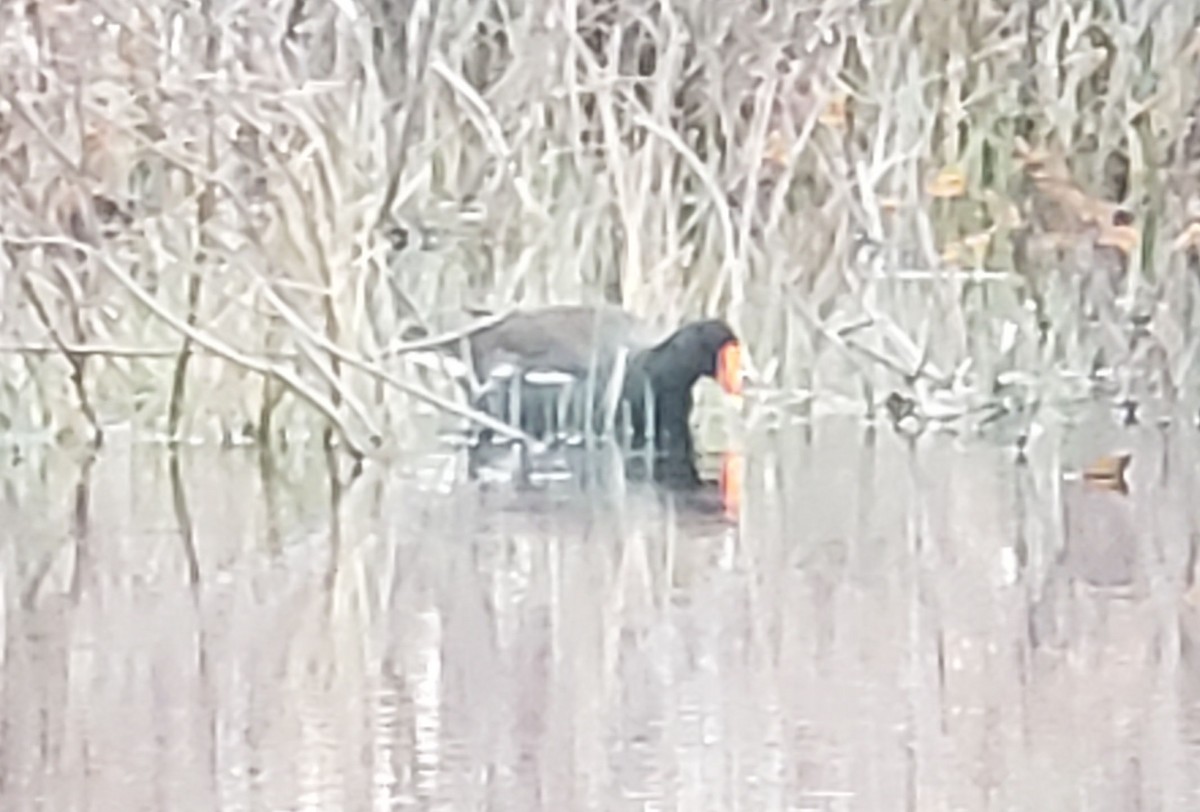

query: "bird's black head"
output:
643 319 740 393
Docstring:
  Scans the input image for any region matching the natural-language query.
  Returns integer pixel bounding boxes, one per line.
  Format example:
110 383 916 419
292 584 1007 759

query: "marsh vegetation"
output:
1 0 1197 450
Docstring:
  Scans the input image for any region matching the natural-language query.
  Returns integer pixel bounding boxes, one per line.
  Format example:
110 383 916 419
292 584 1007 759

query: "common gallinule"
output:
432 305 742 455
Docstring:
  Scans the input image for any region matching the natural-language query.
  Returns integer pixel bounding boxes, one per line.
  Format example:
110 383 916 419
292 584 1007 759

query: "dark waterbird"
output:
416 305 742 456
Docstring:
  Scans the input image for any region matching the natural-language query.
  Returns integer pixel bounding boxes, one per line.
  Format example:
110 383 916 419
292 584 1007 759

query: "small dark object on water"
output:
884 391 923 435
884 392 916 424
1080 452 1131 494
442 305 742 457
1014 431 1029 465
1118 397 1138 426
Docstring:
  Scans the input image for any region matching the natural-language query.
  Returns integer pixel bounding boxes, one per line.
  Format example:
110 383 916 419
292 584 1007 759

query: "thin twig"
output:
18 274 103 443
247 277 532 441
0 343 297 359
375 309 515 357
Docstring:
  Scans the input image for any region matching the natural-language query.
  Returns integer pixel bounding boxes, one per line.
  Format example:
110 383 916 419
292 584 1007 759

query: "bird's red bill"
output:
717 341 743 395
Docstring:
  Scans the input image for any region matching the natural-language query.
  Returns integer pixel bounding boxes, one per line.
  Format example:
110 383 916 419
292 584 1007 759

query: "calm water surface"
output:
3 415 1200 811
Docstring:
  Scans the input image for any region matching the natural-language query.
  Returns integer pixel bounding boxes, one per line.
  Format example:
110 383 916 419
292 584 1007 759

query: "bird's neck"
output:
633 342 700 394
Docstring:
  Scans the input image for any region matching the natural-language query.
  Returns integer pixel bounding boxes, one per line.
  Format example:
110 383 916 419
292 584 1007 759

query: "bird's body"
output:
445 305 740 456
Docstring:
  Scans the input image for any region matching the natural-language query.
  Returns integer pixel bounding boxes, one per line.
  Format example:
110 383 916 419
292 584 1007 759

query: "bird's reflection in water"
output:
464 438 740 520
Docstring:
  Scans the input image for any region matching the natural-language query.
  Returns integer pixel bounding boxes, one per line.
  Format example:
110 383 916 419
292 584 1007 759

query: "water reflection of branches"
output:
169 451 202 590
19 449 98 609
